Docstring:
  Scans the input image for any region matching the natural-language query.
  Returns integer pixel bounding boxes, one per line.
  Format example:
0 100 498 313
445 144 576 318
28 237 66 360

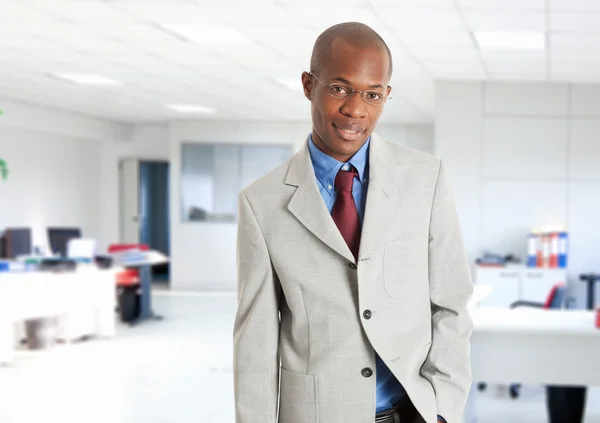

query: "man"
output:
234 22 473 423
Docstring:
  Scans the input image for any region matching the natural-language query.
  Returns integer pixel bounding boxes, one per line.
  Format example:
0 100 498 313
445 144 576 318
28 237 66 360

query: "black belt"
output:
374 397 416 423
375 410 401 423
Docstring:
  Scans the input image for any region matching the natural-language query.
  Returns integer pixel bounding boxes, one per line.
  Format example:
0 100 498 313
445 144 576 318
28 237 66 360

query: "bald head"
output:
310 22 393 78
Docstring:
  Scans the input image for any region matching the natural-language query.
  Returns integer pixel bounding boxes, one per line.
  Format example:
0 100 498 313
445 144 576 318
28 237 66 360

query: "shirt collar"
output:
307 133 369 192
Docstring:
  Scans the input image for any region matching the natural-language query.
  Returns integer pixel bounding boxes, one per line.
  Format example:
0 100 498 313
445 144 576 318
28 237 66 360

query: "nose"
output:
340 92 367 119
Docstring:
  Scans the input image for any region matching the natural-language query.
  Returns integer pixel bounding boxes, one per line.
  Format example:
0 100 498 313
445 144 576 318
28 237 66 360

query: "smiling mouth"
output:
333 123 364 140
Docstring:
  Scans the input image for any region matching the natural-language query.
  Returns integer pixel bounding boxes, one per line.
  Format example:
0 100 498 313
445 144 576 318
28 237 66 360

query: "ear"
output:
386 85 392 100
301 71 313 101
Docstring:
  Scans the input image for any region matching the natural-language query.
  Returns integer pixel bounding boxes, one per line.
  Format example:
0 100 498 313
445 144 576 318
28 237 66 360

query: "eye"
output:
330 84 350 96
366 91 383 102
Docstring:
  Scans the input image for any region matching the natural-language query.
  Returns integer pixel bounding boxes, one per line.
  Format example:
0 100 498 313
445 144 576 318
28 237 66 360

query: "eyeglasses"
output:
309 72 390 106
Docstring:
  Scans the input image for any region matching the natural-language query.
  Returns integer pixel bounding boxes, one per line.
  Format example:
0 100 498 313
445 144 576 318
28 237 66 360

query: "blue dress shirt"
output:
307 134 406 414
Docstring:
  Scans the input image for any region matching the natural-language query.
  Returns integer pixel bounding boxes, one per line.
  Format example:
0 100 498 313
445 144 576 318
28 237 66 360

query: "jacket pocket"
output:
279 367 318 423
383 237 428 300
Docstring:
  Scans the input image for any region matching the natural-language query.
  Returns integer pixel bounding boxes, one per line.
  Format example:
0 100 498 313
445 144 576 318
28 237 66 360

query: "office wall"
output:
169 121 434 291
0 127 103 254
0 101 132 254
436 81 600 306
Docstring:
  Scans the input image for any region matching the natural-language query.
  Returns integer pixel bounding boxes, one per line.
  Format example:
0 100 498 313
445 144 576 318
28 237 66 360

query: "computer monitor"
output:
47 227 81 257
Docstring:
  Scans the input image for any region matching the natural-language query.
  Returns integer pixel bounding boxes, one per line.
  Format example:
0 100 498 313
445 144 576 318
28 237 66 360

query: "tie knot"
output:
335 166 357 192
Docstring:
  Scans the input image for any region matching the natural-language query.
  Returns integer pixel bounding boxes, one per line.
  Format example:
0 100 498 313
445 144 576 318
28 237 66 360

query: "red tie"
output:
331 166 361 260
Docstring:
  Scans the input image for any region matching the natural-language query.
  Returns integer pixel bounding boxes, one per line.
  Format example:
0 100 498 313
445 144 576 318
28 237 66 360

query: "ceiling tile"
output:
0 1 52 22
422 59 485 74
394 30 474 46
89 24 180 44
241 27 318 45
201 5 303 26
551 48 600 62
276 0 366 5
110 3 212 25
411 45 479 60
370 0 454 7
486 60 546 72
551 0 600 12
462 10 545 31
551 33 600 50
551 14 600 33
378 9 464 30
28 2 140 23
459 0 544 10
286 7 384 32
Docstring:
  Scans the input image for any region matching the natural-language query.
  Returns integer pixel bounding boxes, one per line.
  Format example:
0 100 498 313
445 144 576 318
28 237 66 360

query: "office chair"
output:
477 283 571 399
507 283 570 398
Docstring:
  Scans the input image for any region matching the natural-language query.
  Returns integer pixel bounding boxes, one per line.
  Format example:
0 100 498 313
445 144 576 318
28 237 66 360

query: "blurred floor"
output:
0 291 598 423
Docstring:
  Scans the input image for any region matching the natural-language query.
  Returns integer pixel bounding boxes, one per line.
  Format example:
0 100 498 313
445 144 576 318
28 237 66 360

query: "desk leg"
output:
136 265 162 323
0 319 15 365
463 385 477 423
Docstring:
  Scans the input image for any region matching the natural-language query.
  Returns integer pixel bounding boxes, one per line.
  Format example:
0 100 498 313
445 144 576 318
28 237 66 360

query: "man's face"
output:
302 38 391 162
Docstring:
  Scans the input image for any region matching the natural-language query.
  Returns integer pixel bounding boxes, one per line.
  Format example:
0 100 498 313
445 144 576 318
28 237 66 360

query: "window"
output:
180 143 292 222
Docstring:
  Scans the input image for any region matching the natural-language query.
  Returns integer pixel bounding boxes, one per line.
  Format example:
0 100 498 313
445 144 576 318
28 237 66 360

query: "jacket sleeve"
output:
233 190 282 423
421 160 474 423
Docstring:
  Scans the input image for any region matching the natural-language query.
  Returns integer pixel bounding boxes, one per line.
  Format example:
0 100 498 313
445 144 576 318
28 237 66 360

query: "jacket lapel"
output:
359 133 404 258
285 140 355 263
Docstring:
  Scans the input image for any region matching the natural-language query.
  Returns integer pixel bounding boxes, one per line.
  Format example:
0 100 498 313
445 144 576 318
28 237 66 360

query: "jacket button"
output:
348 263 357 270
361 367 373 378
363 310 372 319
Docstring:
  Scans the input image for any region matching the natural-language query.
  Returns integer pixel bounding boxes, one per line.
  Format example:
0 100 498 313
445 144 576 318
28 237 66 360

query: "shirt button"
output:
363 310 372 319
342 164 349 171
361 367 373 378
348 262 357 270
327 184 332 190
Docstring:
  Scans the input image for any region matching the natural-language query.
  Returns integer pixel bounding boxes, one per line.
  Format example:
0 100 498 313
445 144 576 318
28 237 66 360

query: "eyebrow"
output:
331 77 385 90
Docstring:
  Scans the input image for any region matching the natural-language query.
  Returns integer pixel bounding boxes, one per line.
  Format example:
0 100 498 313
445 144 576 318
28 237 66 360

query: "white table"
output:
0 267 119 365
464 307 600 422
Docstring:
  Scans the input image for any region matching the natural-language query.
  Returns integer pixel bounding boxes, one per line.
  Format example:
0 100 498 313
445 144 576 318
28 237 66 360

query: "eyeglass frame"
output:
308 72 392 105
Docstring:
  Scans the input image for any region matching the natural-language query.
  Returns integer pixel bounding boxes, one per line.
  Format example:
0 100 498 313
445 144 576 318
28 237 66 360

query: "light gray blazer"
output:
234 133 474 423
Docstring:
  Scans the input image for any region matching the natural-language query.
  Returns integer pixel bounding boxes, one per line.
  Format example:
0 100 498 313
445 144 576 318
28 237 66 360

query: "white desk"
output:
0 267 119 365
471 307 600 385
464 307 600 422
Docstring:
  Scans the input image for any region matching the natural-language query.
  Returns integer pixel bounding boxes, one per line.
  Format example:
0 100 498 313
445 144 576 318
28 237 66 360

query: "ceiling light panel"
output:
480 48 546 60
378 9 464 30
462 11 545 32
49 73 124 86
165 104 217 114
200 5 303 26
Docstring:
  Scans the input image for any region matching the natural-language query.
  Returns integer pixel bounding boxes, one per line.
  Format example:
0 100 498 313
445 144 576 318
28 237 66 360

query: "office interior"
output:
0 1 599 422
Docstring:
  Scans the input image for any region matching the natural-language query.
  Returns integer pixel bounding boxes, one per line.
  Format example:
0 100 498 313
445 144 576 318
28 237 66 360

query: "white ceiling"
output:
2 0 600 125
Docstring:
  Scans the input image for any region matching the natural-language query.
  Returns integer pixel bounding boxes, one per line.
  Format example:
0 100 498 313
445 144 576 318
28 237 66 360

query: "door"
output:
119 158 140 244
